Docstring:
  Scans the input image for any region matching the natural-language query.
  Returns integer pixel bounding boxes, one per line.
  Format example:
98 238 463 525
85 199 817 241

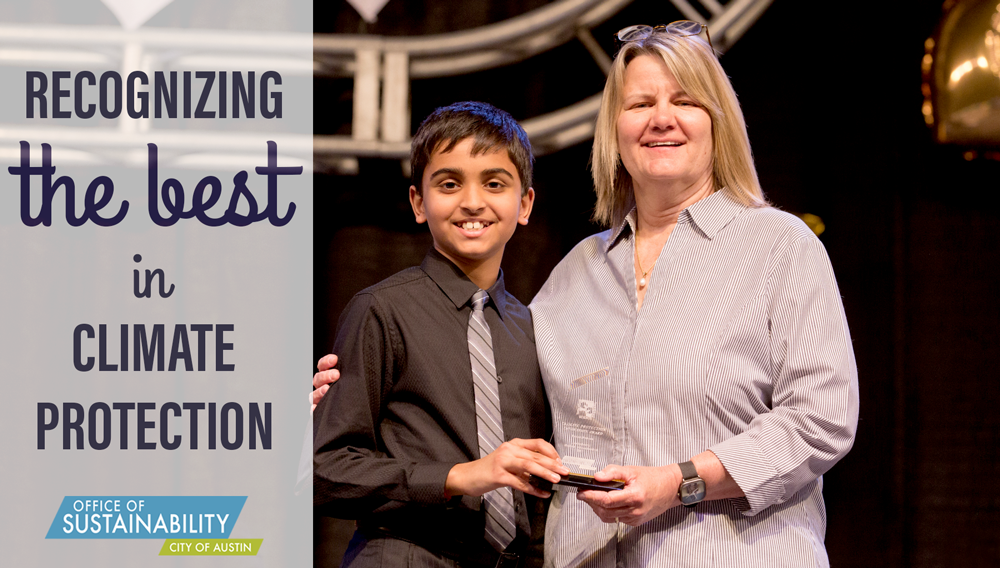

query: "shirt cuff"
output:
709 436 783 516
407 462 458 504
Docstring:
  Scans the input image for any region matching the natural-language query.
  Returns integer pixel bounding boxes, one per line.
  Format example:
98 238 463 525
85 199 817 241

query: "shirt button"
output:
496 375 503 383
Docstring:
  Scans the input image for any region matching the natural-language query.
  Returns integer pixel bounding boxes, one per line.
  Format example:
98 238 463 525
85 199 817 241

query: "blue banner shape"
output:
46 496 246 539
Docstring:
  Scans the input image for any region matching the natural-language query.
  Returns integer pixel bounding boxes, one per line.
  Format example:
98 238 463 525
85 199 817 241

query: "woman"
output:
526 23 857 567
316 22 858 567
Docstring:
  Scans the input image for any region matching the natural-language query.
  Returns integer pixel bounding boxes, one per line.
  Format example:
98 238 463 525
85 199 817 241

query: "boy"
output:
313 102 568 568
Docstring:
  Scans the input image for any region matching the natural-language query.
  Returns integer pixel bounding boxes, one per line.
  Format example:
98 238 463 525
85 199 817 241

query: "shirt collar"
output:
606 189 747 252
420 248 510 319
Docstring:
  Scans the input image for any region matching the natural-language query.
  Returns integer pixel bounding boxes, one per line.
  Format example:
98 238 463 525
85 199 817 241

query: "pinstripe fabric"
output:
529 190 859 568
469 290 517 551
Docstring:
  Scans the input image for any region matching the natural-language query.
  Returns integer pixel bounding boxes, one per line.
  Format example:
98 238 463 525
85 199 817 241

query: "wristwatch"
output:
677 461 706 508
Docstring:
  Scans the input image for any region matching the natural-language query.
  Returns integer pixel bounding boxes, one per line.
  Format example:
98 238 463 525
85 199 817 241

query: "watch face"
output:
679 478 707 505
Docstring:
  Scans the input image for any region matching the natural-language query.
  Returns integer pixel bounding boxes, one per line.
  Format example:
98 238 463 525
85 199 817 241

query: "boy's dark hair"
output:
410 101 533 195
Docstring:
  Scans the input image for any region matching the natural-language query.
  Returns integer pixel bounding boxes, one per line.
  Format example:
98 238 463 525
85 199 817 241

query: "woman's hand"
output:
577 452 743 525
310 354 339 412
576 464 682 526
445 438 570 499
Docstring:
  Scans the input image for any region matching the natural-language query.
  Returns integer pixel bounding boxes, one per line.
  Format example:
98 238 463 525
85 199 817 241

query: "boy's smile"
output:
410 138 534 289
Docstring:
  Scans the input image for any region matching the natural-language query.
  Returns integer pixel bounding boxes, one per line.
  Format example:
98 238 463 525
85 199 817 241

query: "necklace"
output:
635 245 656 288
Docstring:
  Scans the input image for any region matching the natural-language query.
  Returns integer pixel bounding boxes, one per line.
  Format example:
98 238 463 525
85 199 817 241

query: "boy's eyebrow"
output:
428 167 464 178
481 167 514 178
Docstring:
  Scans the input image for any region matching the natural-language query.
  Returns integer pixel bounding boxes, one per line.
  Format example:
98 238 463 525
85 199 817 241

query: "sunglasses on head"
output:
615 21 712 51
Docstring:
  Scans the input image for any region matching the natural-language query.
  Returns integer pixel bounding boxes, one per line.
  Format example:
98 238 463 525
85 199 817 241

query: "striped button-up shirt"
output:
529 190 859 567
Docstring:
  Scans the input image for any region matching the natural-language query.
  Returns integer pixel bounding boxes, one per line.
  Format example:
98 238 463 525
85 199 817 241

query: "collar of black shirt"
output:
420 248 511 320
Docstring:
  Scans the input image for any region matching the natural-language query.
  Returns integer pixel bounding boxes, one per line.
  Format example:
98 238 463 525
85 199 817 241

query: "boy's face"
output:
410 137 534 273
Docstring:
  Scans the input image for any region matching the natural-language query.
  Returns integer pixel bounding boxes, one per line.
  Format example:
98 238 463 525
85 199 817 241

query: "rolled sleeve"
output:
711 236 859 515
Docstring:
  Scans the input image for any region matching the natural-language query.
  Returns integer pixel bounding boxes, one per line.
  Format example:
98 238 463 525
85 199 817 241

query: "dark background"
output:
314 1 1000 565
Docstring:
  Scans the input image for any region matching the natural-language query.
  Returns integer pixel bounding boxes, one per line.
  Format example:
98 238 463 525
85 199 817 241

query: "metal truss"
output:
314 0 774 171
0 0 772 172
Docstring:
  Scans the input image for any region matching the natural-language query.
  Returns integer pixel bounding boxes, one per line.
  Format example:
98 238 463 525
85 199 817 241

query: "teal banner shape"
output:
45 496 247 539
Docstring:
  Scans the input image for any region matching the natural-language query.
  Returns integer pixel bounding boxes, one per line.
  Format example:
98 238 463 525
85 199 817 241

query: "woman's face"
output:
617 54 714 195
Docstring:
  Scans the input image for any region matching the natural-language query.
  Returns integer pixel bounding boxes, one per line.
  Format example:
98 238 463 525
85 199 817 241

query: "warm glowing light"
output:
950 60 975 83
925 2 1000 144
989 31 1000 75
799 213 825 237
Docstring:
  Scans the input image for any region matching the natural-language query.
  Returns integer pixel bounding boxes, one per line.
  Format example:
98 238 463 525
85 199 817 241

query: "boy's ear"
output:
518 187 535 226
409 185 427 224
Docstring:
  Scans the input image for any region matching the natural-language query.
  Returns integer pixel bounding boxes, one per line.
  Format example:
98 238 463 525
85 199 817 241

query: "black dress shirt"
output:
314 249 550 564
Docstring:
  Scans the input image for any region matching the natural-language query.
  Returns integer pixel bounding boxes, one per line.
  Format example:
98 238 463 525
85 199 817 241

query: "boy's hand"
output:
444 438 569 499
310 354 339 412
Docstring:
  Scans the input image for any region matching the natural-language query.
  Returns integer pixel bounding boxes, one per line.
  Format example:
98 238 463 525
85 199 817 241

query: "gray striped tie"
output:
468 289 516 551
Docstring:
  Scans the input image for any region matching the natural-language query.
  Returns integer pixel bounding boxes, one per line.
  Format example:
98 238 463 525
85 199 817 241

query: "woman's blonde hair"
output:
592 31 767 227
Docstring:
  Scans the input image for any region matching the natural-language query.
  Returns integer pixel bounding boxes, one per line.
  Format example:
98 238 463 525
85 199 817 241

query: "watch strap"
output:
678 460 699 481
